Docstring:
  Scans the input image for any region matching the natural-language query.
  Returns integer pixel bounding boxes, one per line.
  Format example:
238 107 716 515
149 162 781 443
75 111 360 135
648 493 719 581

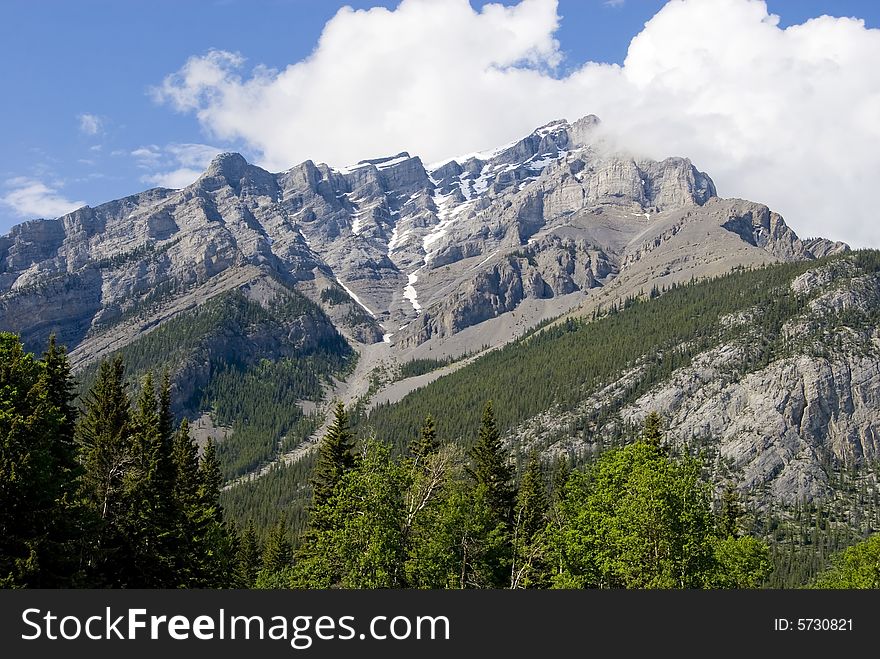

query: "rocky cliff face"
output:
0 114 846 368
504 258 879 507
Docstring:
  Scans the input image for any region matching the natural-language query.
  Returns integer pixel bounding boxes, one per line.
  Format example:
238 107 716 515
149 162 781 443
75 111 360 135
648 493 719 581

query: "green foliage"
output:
362 257 830 453
512 452 550 588
77 286 352 480
411 414 439 463
811 533 880 588
468 401 515 525
310 402 356 511
711 536 772 588
549 440 717 588
642 411 663 450
0 333 83 587
398 356 455 379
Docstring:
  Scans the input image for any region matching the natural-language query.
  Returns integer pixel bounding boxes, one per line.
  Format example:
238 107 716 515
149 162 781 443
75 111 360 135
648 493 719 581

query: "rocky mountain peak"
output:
204 151 250 180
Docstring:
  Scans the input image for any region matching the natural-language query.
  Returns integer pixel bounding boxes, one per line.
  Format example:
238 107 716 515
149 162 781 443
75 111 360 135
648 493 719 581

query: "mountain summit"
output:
0 114 845 363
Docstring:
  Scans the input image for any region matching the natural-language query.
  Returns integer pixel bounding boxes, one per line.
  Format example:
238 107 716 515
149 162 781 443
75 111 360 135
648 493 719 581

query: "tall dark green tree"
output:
38 335 85 586
262 518 294 574
411 414 439 464
76 355 133 586
512 452 549 588
171 417 201 585
0 334 79 587
123 373 178 586
310 401 356 509
468 401 515 524
234 522 262 588
193 437 236 587
718 482 744 539
642 411 663 450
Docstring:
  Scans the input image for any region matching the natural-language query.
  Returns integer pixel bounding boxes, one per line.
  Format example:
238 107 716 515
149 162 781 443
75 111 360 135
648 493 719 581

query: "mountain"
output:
0 114 854 497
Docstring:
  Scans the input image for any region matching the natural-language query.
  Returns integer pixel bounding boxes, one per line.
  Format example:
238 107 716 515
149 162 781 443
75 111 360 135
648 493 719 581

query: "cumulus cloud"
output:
78 113 103 135
134 142 224 188
153 0 880 246
1 178 86 219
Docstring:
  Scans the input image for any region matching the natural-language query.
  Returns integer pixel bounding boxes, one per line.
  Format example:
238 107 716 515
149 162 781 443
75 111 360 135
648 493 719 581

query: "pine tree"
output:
411 414 439 464
642 411 663 450
121 373 178 586
192 437 235 587
198 438 223 512
0 334 70 586
262 519 293 574
719 482 744 539
468 401 515 524
76 355 133 586
158 370 174 449
512 452 550 588
38 335 85 586
172 418 200 510
234 522 262 588
311 401 356 509
171 418 202 585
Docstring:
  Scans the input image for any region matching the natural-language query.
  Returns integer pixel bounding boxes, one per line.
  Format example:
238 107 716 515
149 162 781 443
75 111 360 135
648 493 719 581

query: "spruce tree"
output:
123 373 179 586
468 401 515 524
512 452 549 588
235 522 262 588
193 437 235 587
171 418 201 585
311 401 356 508
411 414 439 464
76 355 133 586
719 482 744 539
38 335 85 586
198 438 223 512
642 411 663 450
262 519 293 574
0 334 71 586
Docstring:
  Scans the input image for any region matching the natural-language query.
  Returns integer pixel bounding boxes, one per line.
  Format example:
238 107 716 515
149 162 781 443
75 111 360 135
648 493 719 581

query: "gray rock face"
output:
504 259 880 507
0 114 845 368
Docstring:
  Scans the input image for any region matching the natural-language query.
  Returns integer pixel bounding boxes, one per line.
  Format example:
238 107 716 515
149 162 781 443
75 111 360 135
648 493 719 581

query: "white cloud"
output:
135 142 224 189
78 113 103 135
142 167 207 189
153 0 880 247
604 0 626 7
131 145 162 166
1 178 86 219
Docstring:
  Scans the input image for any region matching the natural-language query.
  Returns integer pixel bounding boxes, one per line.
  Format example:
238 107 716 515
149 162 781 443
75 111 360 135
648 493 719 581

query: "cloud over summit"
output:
154 0 880 246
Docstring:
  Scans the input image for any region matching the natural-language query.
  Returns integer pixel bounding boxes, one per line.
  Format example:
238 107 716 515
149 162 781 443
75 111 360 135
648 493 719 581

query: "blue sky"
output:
2 0 879 244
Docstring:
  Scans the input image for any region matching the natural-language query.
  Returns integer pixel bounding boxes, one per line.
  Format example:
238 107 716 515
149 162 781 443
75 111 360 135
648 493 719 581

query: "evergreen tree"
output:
234 522 262 588
38 335 85 586
171 418 201 585
198 438 223 512
310 401 356 510
76 355 133 586
262 519 293 574
123 372 178 586
512 452 550 588
467 401 515 524
719 482 744 539
192 437 236 587
0 334 73 586
158 370 174 450
172 418 200 512
411 414 439 464
642 411 663 450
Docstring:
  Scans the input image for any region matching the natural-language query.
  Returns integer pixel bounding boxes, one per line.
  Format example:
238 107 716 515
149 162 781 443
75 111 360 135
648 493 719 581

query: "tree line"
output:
2 331 876 588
